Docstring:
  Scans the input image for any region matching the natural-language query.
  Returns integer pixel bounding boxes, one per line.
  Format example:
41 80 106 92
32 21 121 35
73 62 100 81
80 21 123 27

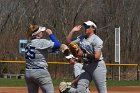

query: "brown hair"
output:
26 24 39 39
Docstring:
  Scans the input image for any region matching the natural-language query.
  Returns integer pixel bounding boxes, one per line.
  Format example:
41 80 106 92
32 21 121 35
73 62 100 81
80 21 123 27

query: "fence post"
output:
137 65 139 81
112 66 114 80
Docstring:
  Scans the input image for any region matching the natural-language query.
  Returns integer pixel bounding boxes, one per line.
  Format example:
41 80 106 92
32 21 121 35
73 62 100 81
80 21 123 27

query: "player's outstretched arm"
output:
66 25 82 44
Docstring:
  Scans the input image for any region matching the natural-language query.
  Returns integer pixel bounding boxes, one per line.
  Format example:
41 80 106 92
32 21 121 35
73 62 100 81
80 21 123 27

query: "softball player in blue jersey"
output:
65 54 90 93
25 24 60 93
66 20 107 93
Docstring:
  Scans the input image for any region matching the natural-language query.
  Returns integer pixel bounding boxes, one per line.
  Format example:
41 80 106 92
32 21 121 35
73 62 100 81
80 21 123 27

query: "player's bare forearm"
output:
66 31 74 44
66 25 82 44
71 76 79 85
94 51 102 61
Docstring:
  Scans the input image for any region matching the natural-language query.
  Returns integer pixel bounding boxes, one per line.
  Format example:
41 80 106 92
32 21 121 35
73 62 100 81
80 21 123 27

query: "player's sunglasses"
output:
83 24 91 29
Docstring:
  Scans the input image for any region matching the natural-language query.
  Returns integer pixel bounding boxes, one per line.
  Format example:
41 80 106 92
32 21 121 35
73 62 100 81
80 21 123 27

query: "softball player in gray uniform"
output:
25 24 60 93
65 54 90 93
66 20 107 93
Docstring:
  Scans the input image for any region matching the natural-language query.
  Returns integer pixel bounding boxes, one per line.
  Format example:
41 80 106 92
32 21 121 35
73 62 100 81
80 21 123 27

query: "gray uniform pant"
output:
66 60 107 93
77 60 107 93
25 69 54 93
68 87 90 93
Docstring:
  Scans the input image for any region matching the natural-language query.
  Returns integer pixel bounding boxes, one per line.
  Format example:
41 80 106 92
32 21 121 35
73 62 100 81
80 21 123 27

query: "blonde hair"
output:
26 24 39 39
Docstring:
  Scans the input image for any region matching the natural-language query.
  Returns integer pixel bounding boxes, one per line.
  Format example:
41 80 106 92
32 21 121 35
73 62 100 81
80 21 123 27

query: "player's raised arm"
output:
66 25 82 44
46 29 60 49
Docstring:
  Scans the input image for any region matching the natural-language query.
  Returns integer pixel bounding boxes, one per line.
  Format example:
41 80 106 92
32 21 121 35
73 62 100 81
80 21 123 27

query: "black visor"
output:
83 23 91 29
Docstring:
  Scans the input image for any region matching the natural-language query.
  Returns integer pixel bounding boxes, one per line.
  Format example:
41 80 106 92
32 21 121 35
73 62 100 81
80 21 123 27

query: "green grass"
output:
0 78 61 87
107 80 140 86
0 78 26 87
0 78 140 87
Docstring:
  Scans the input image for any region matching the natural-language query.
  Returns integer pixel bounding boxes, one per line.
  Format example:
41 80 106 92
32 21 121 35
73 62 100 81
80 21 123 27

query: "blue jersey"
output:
25 38 54 69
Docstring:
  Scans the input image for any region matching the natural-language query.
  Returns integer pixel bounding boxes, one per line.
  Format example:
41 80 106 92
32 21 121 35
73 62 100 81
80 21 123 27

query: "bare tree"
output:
0 0 140 77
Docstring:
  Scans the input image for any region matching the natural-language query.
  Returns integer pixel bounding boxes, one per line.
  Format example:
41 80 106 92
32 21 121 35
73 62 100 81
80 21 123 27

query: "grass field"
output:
0 78 140 87
0 78 140 93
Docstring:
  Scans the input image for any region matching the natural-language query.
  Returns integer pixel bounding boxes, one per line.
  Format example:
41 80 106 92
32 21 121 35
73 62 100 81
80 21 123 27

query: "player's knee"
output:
76 83 88 93
77 87 86 93
76 79 90 93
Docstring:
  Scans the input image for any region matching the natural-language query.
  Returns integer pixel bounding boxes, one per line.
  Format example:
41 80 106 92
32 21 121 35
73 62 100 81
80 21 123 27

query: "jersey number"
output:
25 45 35 60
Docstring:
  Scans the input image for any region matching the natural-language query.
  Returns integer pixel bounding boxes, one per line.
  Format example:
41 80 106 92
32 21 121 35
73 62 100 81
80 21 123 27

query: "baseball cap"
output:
32 26 46 36
83 20 97 29
65 54 75 60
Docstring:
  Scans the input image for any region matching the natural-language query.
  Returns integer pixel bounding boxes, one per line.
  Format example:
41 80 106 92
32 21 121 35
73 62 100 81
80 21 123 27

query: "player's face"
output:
85 27 93 35
69 58 75 64
83 24 94 35
37 32 43 38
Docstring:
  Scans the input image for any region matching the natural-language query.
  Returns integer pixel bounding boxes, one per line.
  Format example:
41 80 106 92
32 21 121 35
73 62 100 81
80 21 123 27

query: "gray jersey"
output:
73 34 107 93
73 34 103 62
25 38 54 69
73 63 85 78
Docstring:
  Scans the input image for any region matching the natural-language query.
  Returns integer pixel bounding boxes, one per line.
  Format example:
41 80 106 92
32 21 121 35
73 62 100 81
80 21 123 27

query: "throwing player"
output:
25 24 60 93
65 20 107 93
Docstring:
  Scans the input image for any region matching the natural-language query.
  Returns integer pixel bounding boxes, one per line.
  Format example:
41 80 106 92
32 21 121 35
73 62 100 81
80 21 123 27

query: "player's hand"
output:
66 82 72 88
77 48 84 58
46 29 52 35
71 25 82 33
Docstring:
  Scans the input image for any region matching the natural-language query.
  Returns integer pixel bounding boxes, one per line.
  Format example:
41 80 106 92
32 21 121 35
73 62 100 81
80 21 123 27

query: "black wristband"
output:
83 53 95 60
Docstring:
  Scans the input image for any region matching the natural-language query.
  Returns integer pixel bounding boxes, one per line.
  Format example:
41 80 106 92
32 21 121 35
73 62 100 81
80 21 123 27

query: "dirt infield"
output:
0 86 140 93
